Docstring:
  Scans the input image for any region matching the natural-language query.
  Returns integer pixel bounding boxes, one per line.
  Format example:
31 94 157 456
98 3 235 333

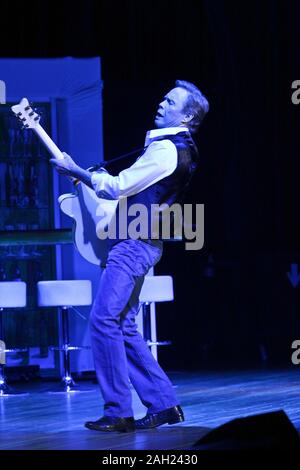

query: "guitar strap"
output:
88 146 146 173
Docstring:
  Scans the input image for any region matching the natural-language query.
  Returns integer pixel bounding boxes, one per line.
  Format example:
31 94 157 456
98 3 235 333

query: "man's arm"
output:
50 152 94 189
91 140 177 199
51 140 177 199
69 166 94 189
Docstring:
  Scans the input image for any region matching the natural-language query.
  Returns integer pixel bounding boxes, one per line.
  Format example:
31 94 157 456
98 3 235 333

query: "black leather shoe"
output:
135 405 184 429
85 416 135 432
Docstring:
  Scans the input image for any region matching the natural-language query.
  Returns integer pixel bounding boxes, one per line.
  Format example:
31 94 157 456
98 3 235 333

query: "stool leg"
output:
141 302 172 360
60 307 76 391
0 308 7 394
0 308 27 396
48 306 92 394
142 302 152 342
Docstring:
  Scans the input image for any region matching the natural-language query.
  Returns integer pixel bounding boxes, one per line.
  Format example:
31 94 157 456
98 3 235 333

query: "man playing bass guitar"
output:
50 80 209 432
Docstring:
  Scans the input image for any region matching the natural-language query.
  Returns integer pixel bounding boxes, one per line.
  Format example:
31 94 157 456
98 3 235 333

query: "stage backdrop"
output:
0 57 103 375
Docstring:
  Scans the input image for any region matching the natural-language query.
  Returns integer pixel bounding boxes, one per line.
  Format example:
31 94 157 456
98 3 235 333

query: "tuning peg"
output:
28 102 40 114
31 107 41 117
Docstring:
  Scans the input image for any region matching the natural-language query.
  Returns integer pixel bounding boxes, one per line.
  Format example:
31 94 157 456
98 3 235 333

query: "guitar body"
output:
11 97 118 266
58 184 118 266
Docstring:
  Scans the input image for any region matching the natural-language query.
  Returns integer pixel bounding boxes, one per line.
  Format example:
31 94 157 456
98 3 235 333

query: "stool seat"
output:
140 276 174 303
36 280 92 393
37 280 92 307
0 282 26 308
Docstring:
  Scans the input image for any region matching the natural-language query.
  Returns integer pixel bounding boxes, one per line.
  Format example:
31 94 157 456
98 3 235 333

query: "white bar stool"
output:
0 281 27 396
37 280 92 393
139 275 174 354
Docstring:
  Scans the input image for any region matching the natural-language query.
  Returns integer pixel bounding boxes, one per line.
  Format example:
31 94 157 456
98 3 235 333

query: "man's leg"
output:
121 300 179 414
89 239 164 417
120 244 179 414
90 254 136 417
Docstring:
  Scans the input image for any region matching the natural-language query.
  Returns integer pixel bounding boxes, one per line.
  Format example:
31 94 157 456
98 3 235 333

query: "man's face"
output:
154 87 189 129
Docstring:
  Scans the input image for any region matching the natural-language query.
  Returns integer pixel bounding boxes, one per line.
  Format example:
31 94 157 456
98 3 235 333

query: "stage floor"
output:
0 368 300 450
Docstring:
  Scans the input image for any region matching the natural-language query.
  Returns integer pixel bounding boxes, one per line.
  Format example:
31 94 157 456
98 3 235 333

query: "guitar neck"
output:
34 122 79 185
34 123 64 161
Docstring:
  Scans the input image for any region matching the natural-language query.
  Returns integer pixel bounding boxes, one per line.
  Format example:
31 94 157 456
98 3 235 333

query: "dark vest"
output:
107 132 199 249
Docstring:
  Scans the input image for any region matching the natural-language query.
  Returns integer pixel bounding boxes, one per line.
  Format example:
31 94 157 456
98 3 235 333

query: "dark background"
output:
1 0 300 369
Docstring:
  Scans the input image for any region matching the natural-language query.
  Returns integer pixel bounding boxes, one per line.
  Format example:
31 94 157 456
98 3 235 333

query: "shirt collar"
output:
144 127 189 146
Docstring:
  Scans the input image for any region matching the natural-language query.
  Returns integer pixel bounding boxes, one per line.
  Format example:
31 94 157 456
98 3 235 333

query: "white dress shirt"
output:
91 127 189 200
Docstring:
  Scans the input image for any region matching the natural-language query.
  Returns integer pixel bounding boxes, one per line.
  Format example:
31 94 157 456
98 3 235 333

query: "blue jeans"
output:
90 239 179 417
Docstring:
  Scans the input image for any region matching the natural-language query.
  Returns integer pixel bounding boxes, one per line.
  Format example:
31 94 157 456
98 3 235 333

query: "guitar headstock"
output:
11 98 40 129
